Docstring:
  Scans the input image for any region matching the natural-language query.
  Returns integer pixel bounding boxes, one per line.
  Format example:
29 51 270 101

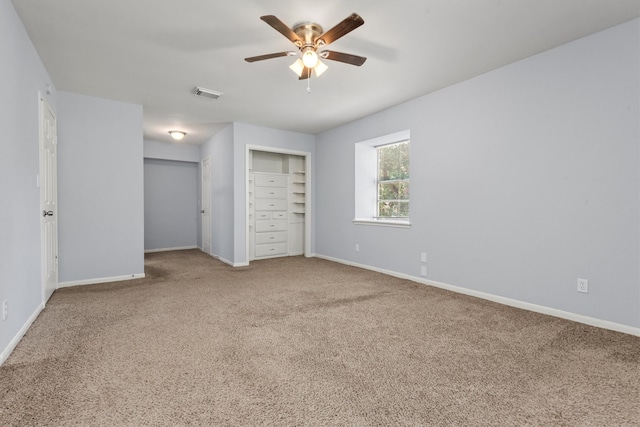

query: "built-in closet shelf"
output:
249 150 306 260
251 171 289 260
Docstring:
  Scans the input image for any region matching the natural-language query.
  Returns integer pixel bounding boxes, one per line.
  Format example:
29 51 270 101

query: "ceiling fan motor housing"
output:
292 22 324 49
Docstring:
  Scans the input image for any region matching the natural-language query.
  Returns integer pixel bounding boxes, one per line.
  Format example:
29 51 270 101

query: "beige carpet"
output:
1 250 638 426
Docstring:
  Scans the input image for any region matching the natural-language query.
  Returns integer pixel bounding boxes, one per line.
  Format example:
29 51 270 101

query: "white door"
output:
40 97 58 302
201 157 211 254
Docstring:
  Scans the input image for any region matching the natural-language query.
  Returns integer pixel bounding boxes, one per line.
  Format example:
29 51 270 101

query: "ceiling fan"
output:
245 13 366 80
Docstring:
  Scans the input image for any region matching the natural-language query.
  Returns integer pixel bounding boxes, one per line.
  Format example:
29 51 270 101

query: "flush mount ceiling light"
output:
245 13 366 81
169 131 186 141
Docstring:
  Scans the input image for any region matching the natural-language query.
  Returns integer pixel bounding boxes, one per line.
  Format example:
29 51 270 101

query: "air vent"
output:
193 86 223 100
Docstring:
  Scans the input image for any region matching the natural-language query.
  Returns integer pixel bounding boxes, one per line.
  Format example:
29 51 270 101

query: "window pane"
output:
378 181 409 201
377 141 409 218
378 142 409 180
377 201 409 218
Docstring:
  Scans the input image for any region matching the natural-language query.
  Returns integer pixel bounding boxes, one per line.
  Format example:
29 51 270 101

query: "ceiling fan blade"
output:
245 52 296 63
321 50 367 66
260 15 303 46
298 67 312 80
314 13 364 46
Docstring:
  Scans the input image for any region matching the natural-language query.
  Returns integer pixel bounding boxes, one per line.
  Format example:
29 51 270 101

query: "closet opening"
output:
246 147 311 262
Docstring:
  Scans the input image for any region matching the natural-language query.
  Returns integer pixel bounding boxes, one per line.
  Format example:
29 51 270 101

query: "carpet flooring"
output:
1 250 639 426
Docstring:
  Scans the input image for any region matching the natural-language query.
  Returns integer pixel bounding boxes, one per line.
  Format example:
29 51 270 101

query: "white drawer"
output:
255 231 287 244
255 243 287 257
254 211 271 220
255 220 287 232
255 187 286 199
255 199 287 211
272 211 287 219
254 174 288 187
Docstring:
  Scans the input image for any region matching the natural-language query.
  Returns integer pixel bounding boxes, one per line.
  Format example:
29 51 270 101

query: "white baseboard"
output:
315 254 640 337
0 302 44 366
58 273 145 289
206 251 249 267
233 261 250 267
144 246 197 253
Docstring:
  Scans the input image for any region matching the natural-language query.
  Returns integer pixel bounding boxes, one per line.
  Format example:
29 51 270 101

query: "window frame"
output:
354 130 411 228
375 140 410 219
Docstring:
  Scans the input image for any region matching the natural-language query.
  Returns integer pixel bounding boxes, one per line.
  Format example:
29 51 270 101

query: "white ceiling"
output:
12 0 640 145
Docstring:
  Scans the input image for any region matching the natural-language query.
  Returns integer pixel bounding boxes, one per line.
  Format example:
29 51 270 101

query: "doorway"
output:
201 157 212 254
39 96 58 303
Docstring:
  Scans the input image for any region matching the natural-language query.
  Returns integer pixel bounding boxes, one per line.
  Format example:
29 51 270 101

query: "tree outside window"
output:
377 141 409 218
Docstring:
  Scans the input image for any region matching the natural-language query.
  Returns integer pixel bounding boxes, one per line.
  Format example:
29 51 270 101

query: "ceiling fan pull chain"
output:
307 68 311 94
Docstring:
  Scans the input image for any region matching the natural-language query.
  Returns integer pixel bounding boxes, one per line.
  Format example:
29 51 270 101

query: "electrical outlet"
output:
420 252 427 263
421 266 427 276
2 300 7 320
577 278 589 293
355 244 360 252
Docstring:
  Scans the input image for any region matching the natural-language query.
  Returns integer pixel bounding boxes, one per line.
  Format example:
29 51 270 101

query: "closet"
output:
248 150 306 260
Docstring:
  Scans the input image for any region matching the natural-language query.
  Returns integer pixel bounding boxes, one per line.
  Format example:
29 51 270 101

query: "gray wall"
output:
200 123 235 263
143 139 201 251
233 123 315 264
315 19 640 328
57 91 144 283
144 139 200 163
144 158 198 251
198 122 315 265
0 0 57 361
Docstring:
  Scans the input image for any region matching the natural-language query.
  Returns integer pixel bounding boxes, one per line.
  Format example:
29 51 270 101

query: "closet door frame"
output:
245 145 311 264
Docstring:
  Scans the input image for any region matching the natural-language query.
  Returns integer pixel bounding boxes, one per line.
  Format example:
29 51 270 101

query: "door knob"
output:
42 210 54 217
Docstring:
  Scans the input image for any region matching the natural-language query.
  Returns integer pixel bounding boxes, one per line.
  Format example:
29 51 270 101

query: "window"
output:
377 141 409 218
354 130 410 227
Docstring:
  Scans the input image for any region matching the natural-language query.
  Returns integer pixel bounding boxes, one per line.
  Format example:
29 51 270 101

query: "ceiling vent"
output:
193 86 223 100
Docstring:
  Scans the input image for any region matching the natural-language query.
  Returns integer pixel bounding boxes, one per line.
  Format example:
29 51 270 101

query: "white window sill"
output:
352 218 411 228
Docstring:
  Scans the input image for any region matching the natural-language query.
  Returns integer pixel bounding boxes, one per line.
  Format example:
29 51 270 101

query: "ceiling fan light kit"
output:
289 57 328 78
301 47 319 68
289 59 305 77
312 59 328 77
245 13 366 83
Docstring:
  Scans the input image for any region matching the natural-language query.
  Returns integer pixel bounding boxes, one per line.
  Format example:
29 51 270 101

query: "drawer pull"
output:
270 237 275 240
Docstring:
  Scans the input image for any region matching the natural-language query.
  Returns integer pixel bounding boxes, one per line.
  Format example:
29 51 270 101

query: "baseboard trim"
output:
0 302 44 366
144 246 197 253
205 252 249 268
315 254 640 337
58 273 146 289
